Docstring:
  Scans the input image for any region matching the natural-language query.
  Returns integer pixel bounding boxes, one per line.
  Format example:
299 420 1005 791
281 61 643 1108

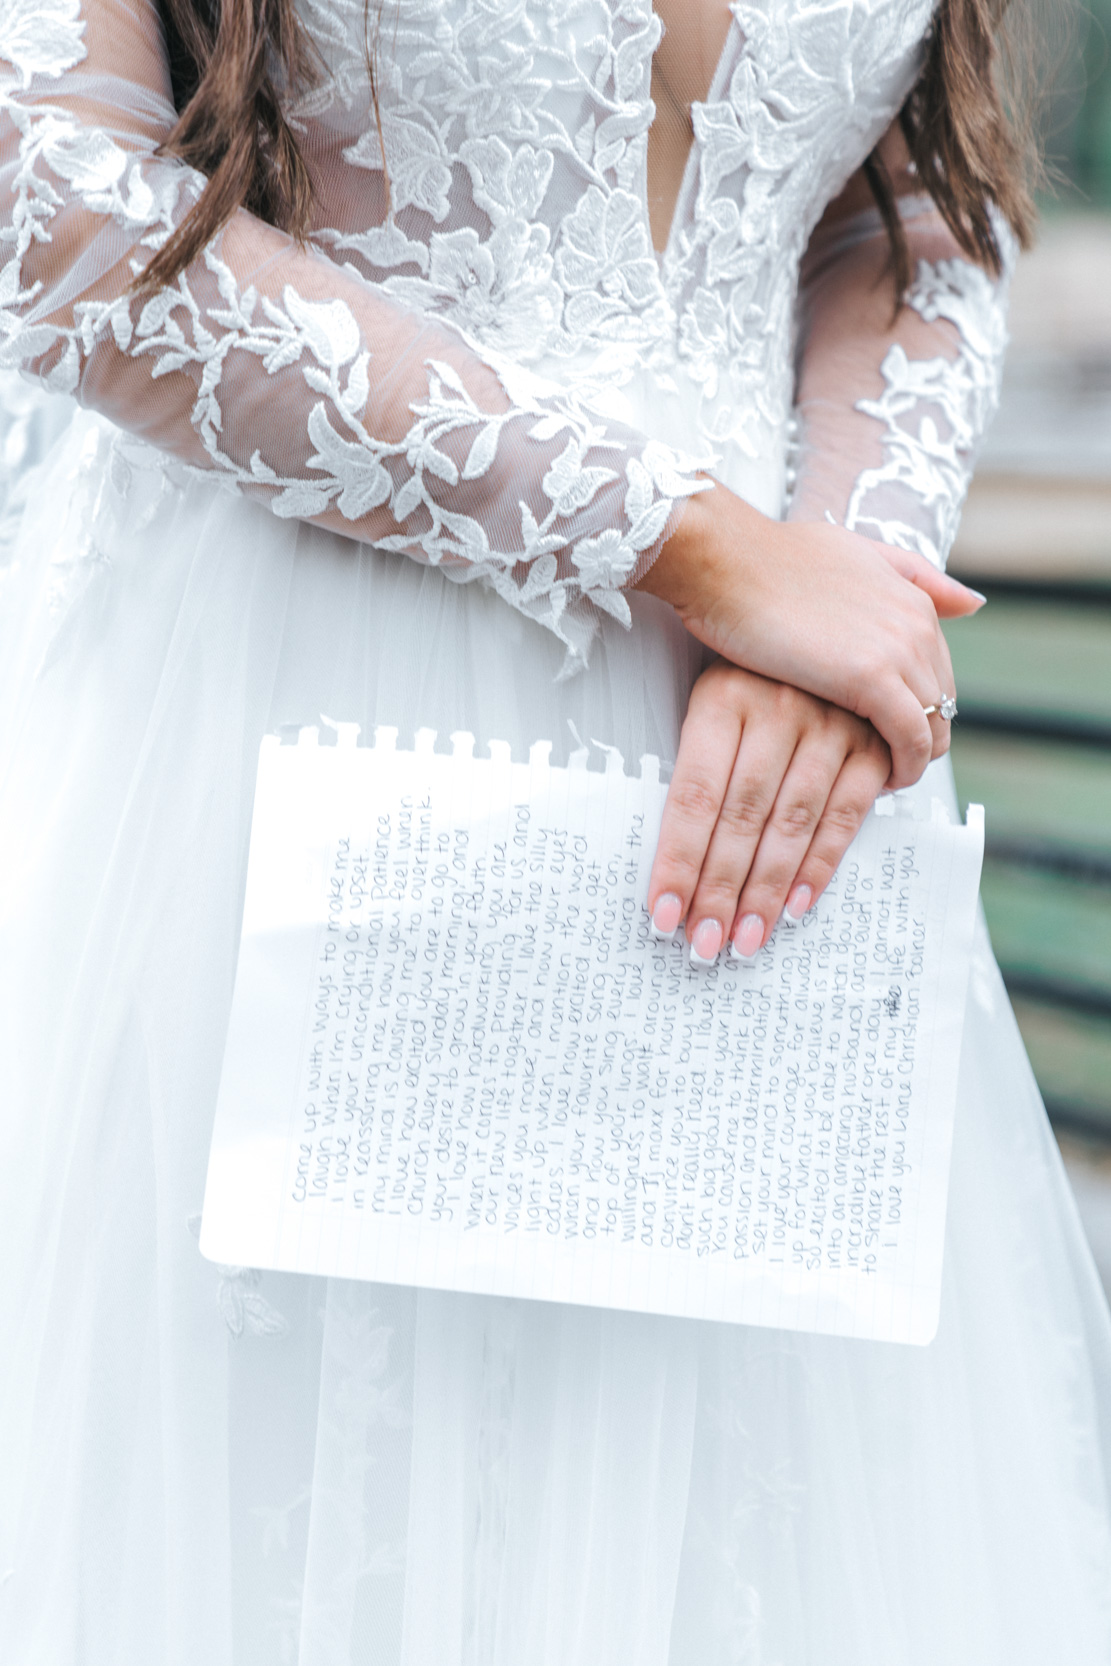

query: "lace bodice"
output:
0 0 1006 663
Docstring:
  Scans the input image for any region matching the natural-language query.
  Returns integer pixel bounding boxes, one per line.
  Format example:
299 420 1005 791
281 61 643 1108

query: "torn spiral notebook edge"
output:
267 717 984 839
264 719 986 846
272 716 663 787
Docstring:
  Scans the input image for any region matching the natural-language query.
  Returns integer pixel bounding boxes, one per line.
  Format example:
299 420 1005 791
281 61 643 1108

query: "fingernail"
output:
651 892 683 939
730 913 764 962
785 884 812 921
690 917 723 966
966 587 987 606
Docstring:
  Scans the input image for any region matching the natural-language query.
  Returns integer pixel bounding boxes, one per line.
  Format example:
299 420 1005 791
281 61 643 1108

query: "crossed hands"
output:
634 482 983 963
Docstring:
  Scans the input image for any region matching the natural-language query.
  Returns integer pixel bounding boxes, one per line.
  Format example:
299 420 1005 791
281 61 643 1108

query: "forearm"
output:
0 0 706 674
788 194 1012 570
634 479 767 622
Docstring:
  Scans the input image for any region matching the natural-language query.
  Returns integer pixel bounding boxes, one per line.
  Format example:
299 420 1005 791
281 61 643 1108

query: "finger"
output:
843 574 956 787
876 544 986 619
864 678 935 790
782 744 892 921
872 610 958 783
916 622 957 766
684 711 801 963
926 706 953 763
647 683 743 938
726 730 851 958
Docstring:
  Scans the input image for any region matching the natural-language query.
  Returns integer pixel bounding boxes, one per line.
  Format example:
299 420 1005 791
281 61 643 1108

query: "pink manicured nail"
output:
730 913 764 961
690 917 723 966
651 892 683 938
786 884 812 921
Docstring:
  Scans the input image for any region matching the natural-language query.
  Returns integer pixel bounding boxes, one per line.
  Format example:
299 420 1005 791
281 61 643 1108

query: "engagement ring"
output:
923 696 958 721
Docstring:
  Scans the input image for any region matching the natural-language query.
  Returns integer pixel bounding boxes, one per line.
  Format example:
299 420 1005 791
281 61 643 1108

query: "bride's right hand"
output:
635 480 984 789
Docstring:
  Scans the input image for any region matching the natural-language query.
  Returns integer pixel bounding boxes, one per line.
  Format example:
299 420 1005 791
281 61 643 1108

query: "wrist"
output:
634 479 773 624
633 481 719 614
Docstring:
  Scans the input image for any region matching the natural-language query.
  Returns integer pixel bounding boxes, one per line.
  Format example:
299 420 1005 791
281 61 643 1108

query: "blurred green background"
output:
1052 0 1111 207
942 0 1111 1268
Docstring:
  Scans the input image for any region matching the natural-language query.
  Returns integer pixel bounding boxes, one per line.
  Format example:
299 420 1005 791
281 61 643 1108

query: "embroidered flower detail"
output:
344 113 453 222
678 289 730 396
0 0 85 87
542 436 617 517
440 41 548 136
459 136 555 222
572 527 638 591
185 1215 289 1338
384 223 562 360
555 188 663 336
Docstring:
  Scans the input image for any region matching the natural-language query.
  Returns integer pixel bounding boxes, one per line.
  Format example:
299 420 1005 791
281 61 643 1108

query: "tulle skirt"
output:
3 407 1111 1666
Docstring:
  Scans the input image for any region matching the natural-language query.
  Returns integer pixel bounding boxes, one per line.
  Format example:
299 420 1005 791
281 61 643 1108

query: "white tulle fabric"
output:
2 1 1111 1663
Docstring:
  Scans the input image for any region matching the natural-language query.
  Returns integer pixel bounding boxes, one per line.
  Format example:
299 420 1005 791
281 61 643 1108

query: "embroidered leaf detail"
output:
425 358 469 401
574 114 596 163
628 496 671 551
248 450 277 483
623 456 653 526
281 287 360 368
528 413 568 443
392 473 425 522
588 586 633 627
462 422 500 480
271 482 335 517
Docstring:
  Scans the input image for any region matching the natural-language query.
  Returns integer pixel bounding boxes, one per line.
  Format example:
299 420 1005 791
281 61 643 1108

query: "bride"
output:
2 0 1110 1658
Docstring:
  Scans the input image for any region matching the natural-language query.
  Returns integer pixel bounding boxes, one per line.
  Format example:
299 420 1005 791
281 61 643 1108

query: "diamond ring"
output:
923 695 958 721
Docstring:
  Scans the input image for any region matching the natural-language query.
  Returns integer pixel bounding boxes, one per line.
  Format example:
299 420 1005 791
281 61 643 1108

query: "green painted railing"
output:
945 581 1111 1140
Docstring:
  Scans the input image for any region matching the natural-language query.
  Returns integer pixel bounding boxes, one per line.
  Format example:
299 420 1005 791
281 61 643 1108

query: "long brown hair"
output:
140 0 320 289
866 0 1039 296
144 0 1038 295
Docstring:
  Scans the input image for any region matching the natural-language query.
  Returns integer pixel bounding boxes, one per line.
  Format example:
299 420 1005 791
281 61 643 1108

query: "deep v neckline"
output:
646 0 739 260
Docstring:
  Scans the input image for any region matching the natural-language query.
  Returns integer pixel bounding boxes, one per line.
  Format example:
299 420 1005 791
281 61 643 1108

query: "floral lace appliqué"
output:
186 1213 289 1338
845 254 1010 569
2 0 949 660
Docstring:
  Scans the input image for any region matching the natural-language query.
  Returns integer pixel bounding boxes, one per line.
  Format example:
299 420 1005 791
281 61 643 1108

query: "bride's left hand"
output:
647 660 891 963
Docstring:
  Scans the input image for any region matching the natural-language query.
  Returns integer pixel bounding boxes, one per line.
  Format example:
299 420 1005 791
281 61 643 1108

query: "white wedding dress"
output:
2 0 1111 1660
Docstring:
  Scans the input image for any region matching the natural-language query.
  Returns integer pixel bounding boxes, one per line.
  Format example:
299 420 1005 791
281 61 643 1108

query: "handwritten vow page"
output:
202 726 984 1344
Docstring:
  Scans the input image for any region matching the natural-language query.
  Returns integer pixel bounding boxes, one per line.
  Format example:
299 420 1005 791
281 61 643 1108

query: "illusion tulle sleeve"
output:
0 0 704 672
787 194 1013 570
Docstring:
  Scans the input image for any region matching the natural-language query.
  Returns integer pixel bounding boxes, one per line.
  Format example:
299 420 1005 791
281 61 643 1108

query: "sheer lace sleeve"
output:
787 194 1013 570
0 0 705 672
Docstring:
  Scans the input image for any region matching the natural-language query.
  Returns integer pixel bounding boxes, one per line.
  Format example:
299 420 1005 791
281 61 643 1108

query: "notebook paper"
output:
201 726 984 1344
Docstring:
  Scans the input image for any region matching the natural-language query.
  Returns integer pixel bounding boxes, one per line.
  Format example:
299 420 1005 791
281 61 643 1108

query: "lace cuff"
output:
787 197 1012 570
